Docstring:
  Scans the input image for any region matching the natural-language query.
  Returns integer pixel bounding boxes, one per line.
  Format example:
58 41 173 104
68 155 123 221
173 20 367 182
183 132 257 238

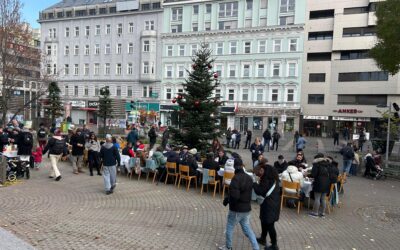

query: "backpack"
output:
344 148 354 159
273 133 280 140
23 132 33 146
52 139 66 155
38 128 46 139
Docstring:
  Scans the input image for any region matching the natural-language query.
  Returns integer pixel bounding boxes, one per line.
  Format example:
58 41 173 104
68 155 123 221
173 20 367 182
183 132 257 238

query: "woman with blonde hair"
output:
250 137 264 166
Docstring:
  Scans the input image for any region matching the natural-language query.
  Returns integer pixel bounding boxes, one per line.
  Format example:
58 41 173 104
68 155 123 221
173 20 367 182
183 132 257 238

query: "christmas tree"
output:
47 82 63 123
169 44 223 152
98 86 113 135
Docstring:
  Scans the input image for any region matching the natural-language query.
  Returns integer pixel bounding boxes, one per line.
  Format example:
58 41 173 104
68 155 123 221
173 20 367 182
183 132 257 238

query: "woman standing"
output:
309 153 331 217
249 137 264 166
85 133 101 176
253 163 280 250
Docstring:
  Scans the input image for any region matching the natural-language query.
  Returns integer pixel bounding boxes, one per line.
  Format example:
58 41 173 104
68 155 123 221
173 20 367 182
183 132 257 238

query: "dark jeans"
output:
264 139 271 151
244 137 251 148
260 222 277 246
272 140 279 151
234 141 240 149
350 163 358 176
226 138 231 148
333 138 339 146
88 151 101 174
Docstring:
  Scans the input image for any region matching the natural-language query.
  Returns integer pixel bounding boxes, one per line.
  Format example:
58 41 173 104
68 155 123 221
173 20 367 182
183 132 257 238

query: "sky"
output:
21 0 58 28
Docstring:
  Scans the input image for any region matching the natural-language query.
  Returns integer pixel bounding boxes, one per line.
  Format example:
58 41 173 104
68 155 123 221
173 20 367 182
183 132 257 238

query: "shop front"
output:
69 100 87 125
160 104 180 127
125 102 160 125
86 101 99 125
302 115 330 137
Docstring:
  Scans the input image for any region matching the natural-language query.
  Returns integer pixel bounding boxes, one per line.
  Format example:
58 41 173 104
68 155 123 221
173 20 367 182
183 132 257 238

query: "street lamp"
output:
376 102 398 168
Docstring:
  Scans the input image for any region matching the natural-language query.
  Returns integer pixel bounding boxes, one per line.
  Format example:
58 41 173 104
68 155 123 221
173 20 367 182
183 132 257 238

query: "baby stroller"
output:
364 153 386 180
6 155 30 180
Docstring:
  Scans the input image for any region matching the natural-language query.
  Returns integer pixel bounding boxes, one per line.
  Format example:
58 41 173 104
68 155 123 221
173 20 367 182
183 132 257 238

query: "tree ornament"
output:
172 98 177 104
213 72 218 78
177 95 183 100
192 64 197 69
208 64 212 69
194 100 200 107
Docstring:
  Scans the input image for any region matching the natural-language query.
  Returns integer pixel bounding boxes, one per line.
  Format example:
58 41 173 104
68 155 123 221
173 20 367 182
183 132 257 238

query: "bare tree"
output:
0 0 46 126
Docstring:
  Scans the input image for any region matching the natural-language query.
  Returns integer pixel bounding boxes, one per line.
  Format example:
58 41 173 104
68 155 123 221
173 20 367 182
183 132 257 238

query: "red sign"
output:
333 109 363 114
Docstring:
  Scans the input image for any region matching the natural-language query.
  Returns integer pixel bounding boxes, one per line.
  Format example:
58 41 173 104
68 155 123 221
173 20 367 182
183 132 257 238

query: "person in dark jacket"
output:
216 150 228 167
148 124 157 150
43 130 66 181
167 147 180 165
15 127 34 156
340 142 354 175
127 125 139 150
99 134 121 195
185 148 198 176
70 129 86 174
272 130 280 151
309 153 331 217
244 129 252 149
262 129 272 152
0 128 9 151
225 128 232 148
234 131 241 149
253 163 280 249
274 155 288 174
250 137 264 166
219 158 259 250
161 128 169 150
203 152 220 172
333 130 339 147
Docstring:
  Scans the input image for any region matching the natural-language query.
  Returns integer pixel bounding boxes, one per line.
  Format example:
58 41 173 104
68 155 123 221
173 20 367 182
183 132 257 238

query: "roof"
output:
43 0 120 11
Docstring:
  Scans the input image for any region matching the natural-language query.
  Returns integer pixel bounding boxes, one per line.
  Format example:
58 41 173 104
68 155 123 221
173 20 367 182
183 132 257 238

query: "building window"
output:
340 50 370 60
171 24 182 33
215 89 221 98
309 9 335 19
116 43 122 54
84 64 89 75
95 44 100 55
280 0 295 13
127 86 133 97
84 86 89 96
85 45 90 55
258 41 266 53
74 27 79 37
287 89 294 102
309 73 326 82
129 22 134 33
343 27 376 37
191 44 198 56
74 86 79 96
65 27 70 37
245 19 252 28
271 62 281 77
287 62 297 77
47 64 51 74
63 45 69 56
271 89 279 101
74 45 79 55
218 20 238 30
94 86 99 96
308 94 325 104
177 65 185 78
242 64 251 77
279 16 294 25
143 86 148 97
64 85 69 96
338 71 389 82
166 45 173 56
165 65 173 78
242 89 249 101
229 64 237 78
94 63 100 75
229 41 237 54
53 64 57 75
64 64 69 75
166 88 172 99
244 41 251 54
260 0 268 9
256 89 263 101
105 24 111 34
307 53 332 61
145 20 155 30
74 64 79 75
193 5 199 15
219 2 238 18
105 63 110 75
116 86 121 96
178 45 185 56
128 43 134 54
172 7 183 21
117 23 123 35
257 64 265 77
205 22 211 31
308 31 333 40
343 7 369 15
143 62 149 74
246 0 253 10
99 8 106 14
105 44 111 54
289 38 298 52
216 42 224 55
95 25 100 35
206 4 212 14
215 64 223 77
337 95 387 105
116 63 122 75
127 63 133 75
85 26 90 36
192 23 198 32
273 39 281 52
153 2 160 9
228 89 235 101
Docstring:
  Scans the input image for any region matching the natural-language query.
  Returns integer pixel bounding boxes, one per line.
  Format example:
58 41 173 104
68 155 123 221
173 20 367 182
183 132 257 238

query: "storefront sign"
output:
125 102 159 112
332 116 370 122
88 101 99 108
333 109 363 114
160 105 180 111
70 100 86 108
281 114 287 122
303 115 329 120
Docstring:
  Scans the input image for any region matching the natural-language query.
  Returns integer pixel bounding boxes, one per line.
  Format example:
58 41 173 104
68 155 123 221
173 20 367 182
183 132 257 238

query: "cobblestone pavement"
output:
1 137 400 250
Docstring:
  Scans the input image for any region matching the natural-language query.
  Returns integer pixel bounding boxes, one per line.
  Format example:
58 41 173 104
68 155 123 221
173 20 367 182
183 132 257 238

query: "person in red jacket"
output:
31 146 43 170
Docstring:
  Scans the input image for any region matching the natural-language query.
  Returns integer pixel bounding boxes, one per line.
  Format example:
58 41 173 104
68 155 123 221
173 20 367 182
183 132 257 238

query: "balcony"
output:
141 30 157 38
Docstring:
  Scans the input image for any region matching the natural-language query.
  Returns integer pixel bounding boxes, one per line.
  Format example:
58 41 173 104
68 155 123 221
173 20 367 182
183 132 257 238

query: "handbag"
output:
256 182 276 205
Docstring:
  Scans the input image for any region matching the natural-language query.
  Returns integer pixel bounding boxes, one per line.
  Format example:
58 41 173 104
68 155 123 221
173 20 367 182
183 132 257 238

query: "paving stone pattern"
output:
0 137 400 250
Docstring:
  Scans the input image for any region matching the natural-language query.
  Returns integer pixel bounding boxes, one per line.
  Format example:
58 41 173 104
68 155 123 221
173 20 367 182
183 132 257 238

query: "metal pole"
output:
386 102 391 169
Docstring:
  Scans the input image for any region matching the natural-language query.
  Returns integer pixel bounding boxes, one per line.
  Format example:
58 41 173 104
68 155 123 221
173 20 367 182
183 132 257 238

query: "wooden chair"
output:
145 159 158 183
178 165 197 191
325 183 336 214
200 169 220 197
165 162 179 185
127 158 138 179
280 180 302 214
338 174 346 194
222 171 235 198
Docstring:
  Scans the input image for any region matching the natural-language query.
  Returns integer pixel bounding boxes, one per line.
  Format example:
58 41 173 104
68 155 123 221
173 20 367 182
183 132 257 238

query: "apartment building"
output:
39 0 163 126
301 0 400 138
160 0 305 134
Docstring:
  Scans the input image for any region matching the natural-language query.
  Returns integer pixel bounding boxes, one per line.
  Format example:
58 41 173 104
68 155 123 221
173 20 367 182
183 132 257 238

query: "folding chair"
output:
178 165 197 191
325 183 336 214
280 180 302 214
222 171 235 198
201 169 220 198
165 162 179 185
145 159 158 183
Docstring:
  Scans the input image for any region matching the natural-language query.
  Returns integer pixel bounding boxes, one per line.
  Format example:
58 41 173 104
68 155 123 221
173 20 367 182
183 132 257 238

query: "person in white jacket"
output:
281 165 304 194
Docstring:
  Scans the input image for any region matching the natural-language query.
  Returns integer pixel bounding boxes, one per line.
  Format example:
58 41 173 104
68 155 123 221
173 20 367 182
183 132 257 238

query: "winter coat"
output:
43 136 66 155
202 158 220 172
152 151 166 167
16 131 33 156
228 168 253 213
226 130 232 140
127 129 139 145
311 157 331 193
253 174 280 224
167 151 180 166
216 154 228 166
263 130 272 140
246 131 252 140
99 142 121 167
32 147 43 163
148 128 157 143
70 134 85 156
250 143 264 161
340 145 355 161
85 140 101 152
274 160 288 174
272 132 280 141
235 133 241 142
296 137 307 150
281 165 304 194
185 154 198 176
121 146 135 157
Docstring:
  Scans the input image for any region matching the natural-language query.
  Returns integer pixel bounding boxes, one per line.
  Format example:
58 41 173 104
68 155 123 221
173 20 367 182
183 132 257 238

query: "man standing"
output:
127 125 139 150
161 127 170 150
148 124 157 150
272 130 281 151
225 128 232 148
70 128 85 174
43 130 66 181
244 129 252 149
219 158 259 250
81 124 91 141
37 123 48 149
100 134 121 195
333 130 339 147
340 143 354 175
262 129 272 152
296 134 307 152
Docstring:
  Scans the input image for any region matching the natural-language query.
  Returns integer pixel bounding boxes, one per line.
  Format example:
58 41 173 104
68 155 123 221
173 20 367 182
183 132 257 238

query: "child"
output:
32 146 43 170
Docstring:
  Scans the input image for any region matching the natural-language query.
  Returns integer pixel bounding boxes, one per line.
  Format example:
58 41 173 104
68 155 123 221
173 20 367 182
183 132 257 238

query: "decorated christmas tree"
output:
169 44 223 152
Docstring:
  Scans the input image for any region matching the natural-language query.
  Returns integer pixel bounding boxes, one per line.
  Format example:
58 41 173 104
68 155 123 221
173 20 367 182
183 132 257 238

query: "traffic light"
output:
393 103 399 119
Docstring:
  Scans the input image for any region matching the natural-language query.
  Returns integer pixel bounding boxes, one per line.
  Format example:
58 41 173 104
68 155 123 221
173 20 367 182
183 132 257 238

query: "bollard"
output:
0 156 6 184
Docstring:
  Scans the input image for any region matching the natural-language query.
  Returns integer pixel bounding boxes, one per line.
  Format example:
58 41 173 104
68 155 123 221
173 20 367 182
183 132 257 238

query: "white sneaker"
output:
218 246 232 250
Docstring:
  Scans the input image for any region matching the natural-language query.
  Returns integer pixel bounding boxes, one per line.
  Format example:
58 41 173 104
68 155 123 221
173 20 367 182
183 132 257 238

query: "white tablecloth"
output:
302 180 313 198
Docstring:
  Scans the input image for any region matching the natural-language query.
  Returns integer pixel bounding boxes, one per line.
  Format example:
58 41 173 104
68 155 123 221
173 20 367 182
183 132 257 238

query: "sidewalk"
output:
0 227 35 250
